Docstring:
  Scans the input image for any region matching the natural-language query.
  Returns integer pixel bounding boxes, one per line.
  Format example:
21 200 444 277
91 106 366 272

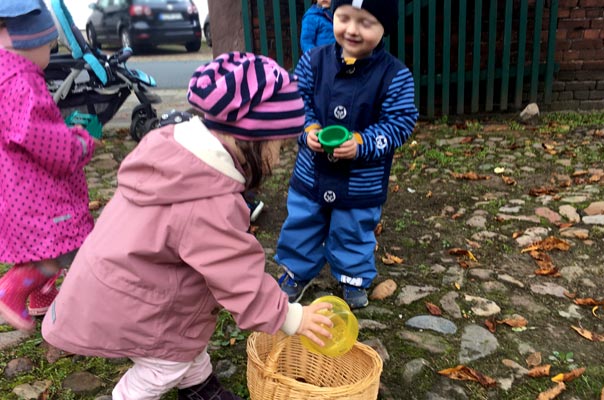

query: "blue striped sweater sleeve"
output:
293 51 319 145
356 67 418 161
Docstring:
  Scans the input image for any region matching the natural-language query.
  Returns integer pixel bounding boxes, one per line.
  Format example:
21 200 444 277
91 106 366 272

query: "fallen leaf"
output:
528 364 551 377
537 382 566 400
601 387 603 400
374 222 383 236
390 184 400 193
448 248 477 261
369 279 397 300
551 367 586 383
529 186 558 197
573 297 604 306
526 352 542 368
381 253 404 265
571 326 604 342
426 302 442 316
497 315 528 328
593 306 602 319
454 282 461 290
512 230 524 239
426 190 432 198
88 200 102 211
451 171 491 181
501 175 517 185
521 237 571 253
438 365 497 388
484 318 496 333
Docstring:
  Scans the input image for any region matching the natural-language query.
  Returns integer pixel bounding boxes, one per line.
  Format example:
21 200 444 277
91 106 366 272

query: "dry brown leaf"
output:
426 190 433 198
521 236 571 253
88 200 102 211
497 315 528 328
381 253 404 265
390 184 400 193
527 364 551 377
529 186 558 197
437 365 497 388
537 383 566 400
458 260 480 269
374 222 383 236
512 230 524 239
369 279 397 300
551 367 586 383
426 302 442 316
601 387 603 400
501 175 517 185
451 171 491 181
571 325 604 342
448 248 477 261
526 352 542 368
484 318 496 333
573 297 604 306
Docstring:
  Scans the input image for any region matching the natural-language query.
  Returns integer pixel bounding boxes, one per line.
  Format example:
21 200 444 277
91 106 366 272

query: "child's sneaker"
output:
0 263 50 331
277 272 310 303
177 373 242 400
27 270 63 316
249 200 264 222
341 284 369 309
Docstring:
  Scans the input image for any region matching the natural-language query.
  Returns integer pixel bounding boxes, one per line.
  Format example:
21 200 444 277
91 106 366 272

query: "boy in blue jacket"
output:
300 0 335 53
276 0 418 309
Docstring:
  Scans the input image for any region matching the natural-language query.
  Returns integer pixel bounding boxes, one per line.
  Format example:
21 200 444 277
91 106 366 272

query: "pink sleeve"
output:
178 193 289 334
5 72 94 176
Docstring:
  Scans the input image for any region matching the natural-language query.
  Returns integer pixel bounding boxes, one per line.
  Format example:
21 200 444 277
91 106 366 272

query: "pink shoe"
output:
28 269 63 316
0 263 50 331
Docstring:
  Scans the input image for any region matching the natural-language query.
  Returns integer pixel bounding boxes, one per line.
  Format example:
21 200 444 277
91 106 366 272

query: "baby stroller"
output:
44 0 161 141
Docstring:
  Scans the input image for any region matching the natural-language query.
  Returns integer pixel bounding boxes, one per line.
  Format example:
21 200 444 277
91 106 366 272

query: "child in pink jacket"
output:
42 52 333 400
0 0 95 331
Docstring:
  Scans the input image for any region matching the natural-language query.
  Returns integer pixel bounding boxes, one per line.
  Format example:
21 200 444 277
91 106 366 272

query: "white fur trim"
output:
281 302 303 336
173 117 245 184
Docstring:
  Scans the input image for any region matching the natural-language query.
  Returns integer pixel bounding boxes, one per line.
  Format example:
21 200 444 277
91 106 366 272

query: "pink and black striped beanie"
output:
187 52 305 141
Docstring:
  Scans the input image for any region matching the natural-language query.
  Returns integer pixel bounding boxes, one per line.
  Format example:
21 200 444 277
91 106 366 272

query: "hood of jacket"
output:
117 117 246 207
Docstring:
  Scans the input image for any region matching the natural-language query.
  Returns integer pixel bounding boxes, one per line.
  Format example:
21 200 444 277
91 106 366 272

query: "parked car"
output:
86 0 202 52
203 13 211 47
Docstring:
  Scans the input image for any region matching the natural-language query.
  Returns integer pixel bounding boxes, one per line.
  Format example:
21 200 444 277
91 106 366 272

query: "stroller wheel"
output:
130 104 158 142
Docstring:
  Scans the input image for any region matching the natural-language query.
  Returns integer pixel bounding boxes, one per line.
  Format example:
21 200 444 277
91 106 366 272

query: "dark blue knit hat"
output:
332 0 399 36
0 0 58 49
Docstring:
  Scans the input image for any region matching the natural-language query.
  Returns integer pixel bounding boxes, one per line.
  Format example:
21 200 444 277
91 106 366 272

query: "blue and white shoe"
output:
278 273 311 303
341 284 369 309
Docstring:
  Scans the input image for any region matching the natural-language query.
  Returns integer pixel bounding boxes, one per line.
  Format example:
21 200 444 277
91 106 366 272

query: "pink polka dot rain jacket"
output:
0 49 94 264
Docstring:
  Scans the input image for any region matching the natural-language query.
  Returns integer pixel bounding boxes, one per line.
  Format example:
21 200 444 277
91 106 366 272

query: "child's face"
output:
333 5 384 60
317 0 331 8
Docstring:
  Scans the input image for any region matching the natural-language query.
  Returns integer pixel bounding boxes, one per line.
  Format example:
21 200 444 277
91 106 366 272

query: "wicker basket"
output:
246 332 383 400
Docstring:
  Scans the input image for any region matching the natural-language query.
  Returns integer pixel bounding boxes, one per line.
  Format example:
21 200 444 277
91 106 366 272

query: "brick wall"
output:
550 0 604 111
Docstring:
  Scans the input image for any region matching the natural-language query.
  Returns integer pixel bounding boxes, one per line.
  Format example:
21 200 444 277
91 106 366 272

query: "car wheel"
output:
86 25 101 49
185 40 201 52
204 23 212 47
120 28 132 49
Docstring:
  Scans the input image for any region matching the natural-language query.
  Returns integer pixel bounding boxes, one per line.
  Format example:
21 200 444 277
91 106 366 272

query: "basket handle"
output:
264 333 289 374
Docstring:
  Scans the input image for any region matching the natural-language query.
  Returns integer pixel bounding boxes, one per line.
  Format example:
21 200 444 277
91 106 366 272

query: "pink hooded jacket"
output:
42 118 301 362
0 49 94 264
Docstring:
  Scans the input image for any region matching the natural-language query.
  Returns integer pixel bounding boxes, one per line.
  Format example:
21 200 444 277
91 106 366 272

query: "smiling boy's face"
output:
333 5 384 60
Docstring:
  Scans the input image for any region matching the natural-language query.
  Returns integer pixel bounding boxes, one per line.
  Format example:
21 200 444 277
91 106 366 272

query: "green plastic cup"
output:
318 125 352 153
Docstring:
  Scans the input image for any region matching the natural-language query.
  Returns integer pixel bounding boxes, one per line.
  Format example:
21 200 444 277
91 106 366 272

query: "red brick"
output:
558 8 571 18
584 29 603 39
571 38 604 50
568 30 584 39
559 0 578 7
580 0 602 6
585 9 603 18
570 8 586 18
592 18 604 29
558 19 591 30
583 60 604 70
556 29 568 40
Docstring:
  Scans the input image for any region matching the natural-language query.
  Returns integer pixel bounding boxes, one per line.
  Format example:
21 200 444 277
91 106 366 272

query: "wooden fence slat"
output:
272 0 284 65
442 0 451 116
485 0 498 112
544 0 559 104
287 0 300 64
413 0 421 109
470 0 482 113
457 0 467 114
427 0 436 117
514 0 529 109
530 0 545 102
499 0 513 111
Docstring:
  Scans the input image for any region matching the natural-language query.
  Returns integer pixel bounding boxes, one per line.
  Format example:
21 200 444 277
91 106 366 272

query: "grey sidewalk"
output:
104 89 191 130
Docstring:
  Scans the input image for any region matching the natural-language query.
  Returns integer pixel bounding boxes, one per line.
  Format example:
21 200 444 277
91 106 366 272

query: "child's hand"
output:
297 302 333 346
306 130 324 153
333 137 358 159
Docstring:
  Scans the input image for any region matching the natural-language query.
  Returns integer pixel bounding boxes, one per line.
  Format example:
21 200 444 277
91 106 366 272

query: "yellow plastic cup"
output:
318 125 352 153
300 295 359 358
